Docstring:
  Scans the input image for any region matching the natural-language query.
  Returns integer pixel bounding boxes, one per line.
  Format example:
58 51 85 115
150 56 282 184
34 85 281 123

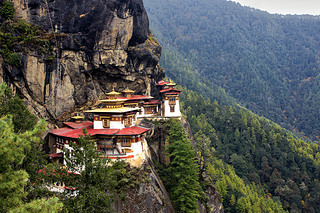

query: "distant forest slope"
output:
179 87 320 212
144 0 320 140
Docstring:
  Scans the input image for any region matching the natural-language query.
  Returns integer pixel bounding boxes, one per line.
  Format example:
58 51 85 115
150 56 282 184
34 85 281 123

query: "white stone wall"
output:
137 107 145 118
94 115 138 129
94 120 103 129
164 99 181 117
131 141 142 155
137 105 159 118
62 144 73 166
110 120 124 129
116 140 142 156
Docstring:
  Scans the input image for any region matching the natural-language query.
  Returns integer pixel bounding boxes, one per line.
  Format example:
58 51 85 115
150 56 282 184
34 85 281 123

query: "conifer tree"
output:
164 119 200 212
0 83 37 133
0 83 48 201
0 116 63 212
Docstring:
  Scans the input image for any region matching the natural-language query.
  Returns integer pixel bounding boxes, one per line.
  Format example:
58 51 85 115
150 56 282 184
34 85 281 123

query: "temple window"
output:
121 138 131 147
170 105 175 112
124 117 132 127
145 107 155 114
103 119 110 128
169 96 176 105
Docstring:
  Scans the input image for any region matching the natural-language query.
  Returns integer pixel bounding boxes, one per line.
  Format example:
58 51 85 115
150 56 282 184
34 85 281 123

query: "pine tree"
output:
0 83 49 201
0 83 37 133
164 119 200 213
0 116 62 212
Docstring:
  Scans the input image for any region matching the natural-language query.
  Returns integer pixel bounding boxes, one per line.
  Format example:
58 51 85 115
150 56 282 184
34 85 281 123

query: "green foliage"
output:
145 0 320 140
0 0 14 20
0 115 62 212
61 129 114 212
207 159 285 213
112 160 150 200
0 83 37 133
9 197 63 213
0 11 54 67
0 83 51 203
180 87 320 212
158 119 200 213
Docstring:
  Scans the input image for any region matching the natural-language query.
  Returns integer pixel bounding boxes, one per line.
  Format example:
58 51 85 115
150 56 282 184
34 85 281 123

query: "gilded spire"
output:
122 87 135 93
71 112 84 122
106 87 121 99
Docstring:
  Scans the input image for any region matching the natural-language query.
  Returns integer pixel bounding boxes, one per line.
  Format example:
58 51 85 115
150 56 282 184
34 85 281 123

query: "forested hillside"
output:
144 0 320 140
180 87 320 212
153 119 285 212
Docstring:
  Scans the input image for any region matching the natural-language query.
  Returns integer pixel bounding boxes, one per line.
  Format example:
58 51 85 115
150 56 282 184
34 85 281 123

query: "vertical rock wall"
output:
4 0 164 123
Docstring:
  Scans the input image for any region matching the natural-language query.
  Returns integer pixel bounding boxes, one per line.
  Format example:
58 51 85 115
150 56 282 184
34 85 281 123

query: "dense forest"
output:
179 87 320 212
144 0 320 140
153 119 285 212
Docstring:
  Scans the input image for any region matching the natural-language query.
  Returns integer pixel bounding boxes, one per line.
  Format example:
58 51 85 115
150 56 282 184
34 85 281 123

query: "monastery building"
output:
48 80 181 166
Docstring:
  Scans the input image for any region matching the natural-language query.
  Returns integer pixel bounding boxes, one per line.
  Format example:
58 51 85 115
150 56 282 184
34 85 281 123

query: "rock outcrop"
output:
4 0 163 123
115 159 174 213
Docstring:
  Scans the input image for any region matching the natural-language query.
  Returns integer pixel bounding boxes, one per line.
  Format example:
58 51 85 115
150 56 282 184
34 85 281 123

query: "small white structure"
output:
157 80 182 118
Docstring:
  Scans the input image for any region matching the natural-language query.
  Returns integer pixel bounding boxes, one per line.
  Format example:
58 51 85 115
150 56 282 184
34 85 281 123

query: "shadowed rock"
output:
5 0 163 121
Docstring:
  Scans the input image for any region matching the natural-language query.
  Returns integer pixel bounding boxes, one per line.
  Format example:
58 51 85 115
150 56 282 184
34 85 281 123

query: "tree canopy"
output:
144 0 320 140
180 87 320 212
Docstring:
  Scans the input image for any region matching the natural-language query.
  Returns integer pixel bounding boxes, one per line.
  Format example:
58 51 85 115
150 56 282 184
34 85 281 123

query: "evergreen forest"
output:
180 87 320 212
144 0 320 140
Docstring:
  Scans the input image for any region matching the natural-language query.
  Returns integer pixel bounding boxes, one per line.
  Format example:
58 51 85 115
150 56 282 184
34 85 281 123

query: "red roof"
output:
160 88 182 93
165 92 180 95
50 127 120 139
51 127 75 136
157 80 169 86
50 126 149 138
143 100 161 105
87 128 120 136
49 152 63 158
116 126 149 135
63 121 93 129
38 168 79 177
108 155 134 159
50 128 82 138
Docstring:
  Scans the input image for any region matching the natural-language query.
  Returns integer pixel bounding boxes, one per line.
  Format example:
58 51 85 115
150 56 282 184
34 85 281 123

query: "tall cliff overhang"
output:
2 0 164 123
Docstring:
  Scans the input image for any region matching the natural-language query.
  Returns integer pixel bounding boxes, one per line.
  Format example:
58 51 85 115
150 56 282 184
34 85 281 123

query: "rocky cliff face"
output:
2 0 163 123
115 159 174 213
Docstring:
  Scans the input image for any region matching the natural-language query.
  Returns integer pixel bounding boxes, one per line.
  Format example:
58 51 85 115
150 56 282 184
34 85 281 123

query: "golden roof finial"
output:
167 80 176 86
71 112 84 122
106 84 121 99
122 86 135 93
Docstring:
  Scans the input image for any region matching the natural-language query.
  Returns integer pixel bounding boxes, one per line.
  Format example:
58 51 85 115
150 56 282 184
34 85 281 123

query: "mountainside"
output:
144 0 320 140
179 87 320 212
3 0 320 212
1 0 164 124
0 1 226 212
